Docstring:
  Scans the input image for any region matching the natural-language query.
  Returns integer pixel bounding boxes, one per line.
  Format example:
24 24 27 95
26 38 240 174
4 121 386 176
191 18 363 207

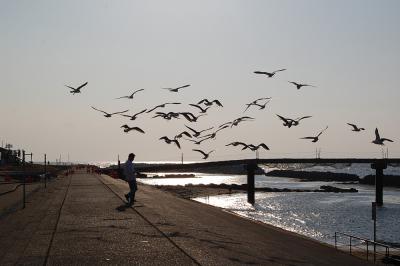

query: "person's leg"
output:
128 181 136 205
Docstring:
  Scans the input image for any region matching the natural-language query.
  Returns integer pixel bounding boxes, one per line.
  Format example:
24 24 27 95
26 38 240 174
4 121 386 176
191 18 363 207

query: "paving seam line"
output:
96 174 201 266
43 174 73 266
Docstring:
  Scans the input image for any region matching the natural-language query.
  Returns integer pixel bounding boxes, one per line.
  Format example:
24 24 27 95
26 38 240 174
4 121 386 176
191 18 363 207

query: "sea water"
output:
138 163 400 247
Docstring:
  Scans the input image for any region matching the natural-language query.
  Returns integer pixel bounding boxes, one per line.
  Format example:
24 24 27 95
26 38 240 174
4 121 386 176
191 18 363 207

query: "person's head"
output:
128 153 135 161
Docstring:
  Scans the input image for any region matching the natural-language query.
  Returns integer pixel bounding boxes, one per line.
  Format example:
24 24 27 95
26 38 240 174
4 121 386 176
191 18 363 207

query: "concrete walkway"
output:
0 170 370 265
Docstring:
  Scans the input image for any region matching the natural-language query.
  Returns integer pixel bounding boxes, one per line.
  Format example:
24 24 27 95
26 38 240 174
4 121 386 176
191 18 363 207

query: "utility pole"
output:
181 153 183 164
44 154 47 188
22 150 26 209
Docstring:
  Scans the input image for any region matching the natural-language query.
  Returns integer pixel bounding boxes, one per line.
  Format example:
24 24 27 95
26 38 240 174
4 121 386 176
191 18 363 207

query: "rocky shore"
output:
154 183 358 199
265 170 360 182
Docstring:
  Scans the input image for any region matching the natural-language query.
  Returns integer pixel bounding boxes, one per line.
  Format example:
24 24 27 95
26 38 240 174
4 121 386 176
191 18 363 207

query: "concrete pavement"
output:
0 170 369 265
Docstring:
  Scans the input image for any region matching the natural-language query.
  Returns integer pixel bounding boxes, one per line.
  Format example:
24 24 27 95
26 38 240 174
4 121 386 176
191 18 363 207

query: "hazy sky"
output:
1 0 399 163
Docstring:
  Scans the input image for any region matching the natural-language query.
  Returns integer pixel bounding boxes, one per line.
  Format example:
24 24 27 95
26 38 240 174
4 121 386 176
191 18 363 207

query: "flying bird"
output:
179 112 206 122
225 142 248 148
192 149 215 160
116 89 144 99
201 125 229 140
65 82 88 94
91 106 129 118
120 109 147 120
244 143 270 151
245 99 271 112
197 99 223 107
185 125 214 138
300 126 328 143
276 114 312 128
159 136 181 149
120 125 145 134
372 128 393 145
347 123 365 132
189 104 211 113
175 131 192 139
254 69 286 78
146 103 181 113
288 81 316 90
162 84 190 92
152 112 180 120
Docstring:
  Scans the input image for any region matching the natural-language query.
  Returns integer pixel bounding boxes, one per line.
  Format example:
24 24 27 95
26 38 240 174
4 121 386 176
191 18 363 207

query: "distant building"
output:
0 147 20 165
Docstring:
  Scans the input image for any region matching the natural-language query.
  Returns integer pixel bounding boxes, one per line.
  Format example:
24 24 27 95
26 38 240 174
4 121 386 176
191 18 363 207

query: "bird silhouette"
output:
175 131 192 139
372 128 393 145
116 89 144 99
254 69 286 78
162 84 190 92
288 81 316 90
120 109 147 120
65 82 88 94
197 99 223 107
347 123 365 132
300 126 328 142
159 136 181 149
276 114 311 128
192 149 215 160
184 125 214 138
243 143 270 151
189 104 211 113
120 125 145 133
152 112 180 120
201 125 229 140
244 98 271 112
225 142 248 148
91 106 129 118
146 103 181 113
179 112 206 122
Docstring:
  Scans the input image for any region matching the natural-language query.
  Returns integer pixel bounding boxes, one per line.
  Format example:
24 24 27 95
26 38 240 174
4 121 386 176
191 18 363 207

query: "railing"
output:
335 232 400 264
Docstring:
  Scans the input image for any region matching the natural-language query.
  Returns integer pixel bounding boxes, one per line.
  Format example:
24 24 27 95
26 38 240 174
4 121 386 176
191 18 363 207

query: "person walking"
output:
124 153 137 206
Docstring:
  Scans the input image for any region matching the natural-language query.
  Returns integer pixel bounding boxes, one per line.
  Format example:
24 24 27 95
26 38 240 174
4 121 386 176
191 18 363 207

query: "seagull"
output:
185 125 214 138
91 106 129 118
179 112 206 122
152 112 180 120
347 123 365 132
201 125 229 140
300 126 328 143
115 89 144 99
372 128 393 145
189 104 211 113
225 142 248 148
146 103 181 113
276 114 312 128
231 116 255 127
192 149 215 160
288 81 316 90
162 84 190 92
254 69 286 78
65 82 88 94
120 125 145 134
120 109 147 120
244 143 270 151
159 136 181 149
175 131 192 139
198 99 223 107
244 98 271 112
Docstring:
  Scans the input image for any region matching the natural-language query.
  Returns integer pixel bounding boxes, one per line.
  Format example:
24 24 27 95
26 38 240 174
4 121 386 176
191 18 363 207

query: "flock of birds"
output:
65 69 394 160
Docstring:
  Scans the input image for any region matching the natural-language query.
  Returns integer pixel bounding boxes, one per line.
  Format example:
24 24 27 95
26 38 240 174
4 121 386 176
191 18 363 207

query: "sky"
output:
1 0 399 163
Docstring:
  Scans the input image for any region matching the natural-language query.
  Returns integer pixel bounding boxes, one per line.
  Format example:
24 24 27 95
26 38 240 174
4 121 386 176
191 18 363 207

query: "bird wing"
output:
133 109 147 116
216 125 229 132
91 106 108 115
159 136 169 141
296 116 312 121
146 106 160 113
166 102 181 105
173 140 181 149
65 85 76 90
110 110 129 115
288 81 299 86
199 127 214 133
189 104 205 112
116 95 129 99
317 126 328 137
347 123 358 130
77 82 88 90
257 143 270 150
132 89 145 96
254 71 268 75
381 138 394 142
176 84 190 90
300 137 315 140
273 69 286 73
185 125 199 134
132 127 145 134
192 149 207 157
375 128 380 140
276 114 289 123
212 100 223 107
180 131 192 138
197 99 209 105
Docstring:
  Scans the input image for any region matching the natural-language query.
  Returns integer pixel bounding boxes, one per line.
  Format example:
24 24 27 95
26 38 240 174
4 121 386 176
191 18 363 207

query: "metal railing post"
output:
44 153 47 188
22 151 26 209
